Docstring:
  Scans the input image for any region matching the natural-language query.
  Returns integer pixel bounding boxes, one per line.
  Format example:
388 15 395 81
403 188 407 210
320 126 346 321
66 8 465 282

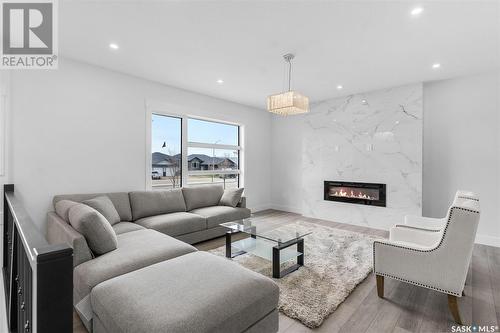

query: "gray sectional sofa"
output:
46 185 279 333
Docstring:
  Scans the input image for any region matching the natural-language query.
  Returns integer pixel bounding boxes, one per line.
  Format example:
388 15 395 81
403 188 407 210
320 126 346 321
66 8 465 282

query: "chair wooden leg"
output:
448 295 463 325
376 275 384 298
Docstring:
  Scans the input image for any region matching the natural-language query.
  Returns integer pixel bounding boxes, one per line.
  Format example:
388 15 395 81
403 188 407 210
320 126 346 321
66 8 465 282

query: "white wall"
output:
423 71 500 247
270 115 303 214
10 58 272 231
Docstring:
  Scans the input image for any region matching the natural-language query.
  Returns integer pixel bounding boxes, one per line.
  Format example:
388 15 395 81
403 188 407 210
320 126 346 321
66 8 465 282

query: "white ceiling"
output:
60 1 500 109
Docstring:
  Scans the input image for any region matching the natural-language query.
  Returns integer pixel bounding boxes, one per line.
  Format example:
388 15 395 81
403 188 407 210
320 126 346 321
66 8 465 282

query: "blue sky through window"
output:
152 114 181 155
187 118 238 145
152 115 239 156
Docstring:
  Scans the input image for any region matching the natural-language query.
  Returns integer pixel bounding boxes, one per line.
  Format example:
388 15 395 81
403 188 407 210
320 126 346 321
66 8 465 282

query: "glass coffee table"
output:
220 219 311 278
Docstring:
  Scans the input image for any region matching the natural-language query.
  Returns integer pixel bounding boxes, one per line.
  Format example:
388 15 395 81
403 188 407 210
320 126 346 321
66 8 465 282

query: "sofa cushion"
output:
54 192 133 222
135 212 206 237
68 204 117 255
112 222 145 235
82 196 121 225
219 188 244 207
129 189 186 220
182 184 224 211
190 206 251 228
91 251 279 333
55 199 79 222
74 229 196 318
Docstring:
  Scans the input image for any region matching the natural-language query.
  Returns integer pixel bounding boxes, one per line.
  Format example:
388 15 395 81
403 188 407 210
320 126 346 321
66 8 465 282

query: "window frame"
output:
146 107 243 190
149 112 183 189
187 117 241 188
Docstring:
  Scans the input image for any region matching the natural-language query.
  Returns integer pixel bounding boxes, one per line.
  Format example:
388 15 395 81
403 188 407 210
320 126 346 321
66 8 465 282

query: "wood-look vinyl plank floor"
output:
72 210 499 333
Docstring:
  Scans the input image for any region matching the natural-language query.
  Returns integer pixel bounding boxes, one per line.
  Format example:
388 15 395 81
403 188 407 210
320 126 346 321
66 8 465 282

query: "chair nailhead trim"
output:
394 224 441 232
373 206 479 295
373 271 461 297
457 196 479 201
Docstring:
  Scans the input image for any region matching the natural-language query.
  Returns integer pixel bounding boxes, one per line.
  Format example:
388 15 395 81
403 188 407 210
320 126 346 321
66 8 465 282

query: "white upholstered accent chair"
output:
373 192 480 324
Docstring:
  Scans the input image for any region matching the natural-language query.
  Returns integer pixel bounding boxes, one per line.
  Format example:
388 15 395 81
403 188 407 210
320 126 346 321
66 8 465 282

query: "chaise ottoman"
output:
91 251 279 333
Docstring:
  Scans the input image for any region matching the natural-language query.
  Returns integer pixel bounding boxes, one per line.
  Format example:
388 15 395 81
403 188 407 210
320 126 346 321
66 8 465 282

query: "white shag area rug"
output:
209 221 380 328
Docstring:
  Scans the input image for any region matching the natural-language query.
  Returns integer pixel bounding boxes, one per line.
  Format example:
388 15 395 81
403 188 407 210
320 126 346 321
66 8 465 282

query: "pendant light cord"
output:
282 53 294 92
288 58 292 91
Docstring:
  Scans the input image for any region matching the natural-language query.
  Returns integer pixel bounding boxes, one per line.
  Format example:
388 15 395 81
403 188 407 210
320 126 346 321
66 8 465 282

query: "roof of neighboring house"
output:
187 154 236 165
152 152 237 166
152 152 173 164
188 157 204 163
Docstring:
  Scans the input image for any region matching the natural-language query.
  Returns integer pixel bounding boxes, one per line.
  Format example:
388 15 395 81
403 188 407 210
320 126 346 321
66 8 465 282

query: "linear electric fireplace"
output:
324 181 386 207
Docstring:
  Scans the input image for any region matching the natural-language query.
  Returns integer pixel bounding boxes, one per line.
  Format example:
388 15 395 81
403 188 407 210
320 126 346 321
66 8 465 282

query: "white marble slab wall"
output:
301 83 422 230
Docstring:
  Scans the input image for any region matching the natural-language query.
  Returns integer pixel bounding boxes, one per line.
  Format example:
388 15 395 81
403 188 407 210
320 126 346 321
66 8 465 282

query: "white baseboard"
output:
475 234 500 248
269 204 302 215
250 204 273 213
251 203 302 214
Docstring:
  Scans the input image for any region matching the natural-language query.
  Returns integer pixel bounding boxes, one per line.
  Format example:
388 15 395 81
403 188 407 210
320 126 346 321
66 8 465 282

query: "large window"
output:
150 114 240 189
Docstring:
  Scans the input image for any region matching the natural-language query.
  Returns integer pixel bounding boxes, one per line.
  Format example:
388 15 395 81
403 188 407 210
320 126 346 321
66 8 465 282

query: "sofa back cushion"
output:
53 192 133 222
182 185 224 211
68 204 118 255
129 189 186 220
82 196 121 225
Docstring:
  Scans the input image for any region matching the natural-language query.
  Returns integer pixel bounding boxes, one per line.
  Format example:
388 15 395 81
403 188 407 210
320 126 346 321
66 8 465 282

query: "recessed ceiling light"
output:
109 43 119 50
411 7 424 16
337 85 343 90
432 63 441 69
216 79 224 84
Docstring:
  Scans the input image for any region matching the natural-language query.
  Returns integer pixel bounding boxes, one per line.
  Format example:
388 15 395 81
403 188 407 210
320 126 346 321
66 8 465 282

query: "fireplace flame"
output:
330 188 376 200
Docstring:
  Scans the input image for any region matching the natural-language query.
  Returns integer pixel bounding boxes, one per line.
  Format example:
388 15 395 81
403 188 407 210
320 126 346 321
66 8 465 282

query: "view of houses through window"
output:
151 114 240 189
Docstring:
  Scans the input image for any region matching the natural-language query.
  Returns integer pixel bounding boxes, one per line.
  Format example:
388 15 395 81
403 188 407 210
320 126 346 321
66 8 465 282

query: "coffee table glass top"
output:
220 218 312 273
220 218 312 244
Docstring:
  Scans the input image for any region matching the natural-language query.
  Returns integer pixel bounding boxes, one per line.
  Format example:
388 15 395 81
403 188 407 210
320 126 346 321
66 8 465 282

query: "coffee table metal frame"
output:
224 227 305 279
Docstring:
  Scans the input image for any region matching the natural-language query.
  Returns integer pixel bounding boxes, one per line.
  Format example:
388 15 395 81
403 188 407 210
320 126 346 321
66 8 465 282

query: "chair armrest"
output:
404 215 445 231
237 196 247 208
390 225 442 247
46 212 93 267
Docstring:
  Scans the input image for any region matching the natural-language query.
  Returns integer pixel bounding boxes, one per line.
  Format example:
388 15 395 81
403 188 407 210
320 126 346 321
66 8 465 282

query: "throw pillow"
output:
182 185 224 211
82 196 121 225
219 188 244 207
68 204 117 255
55 199 79 222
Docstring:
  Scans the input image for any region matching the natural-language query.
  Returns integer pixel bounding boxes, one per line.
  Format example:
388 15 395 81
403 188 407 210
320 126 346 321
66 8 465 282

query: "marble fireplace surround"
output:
283 83 423 230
